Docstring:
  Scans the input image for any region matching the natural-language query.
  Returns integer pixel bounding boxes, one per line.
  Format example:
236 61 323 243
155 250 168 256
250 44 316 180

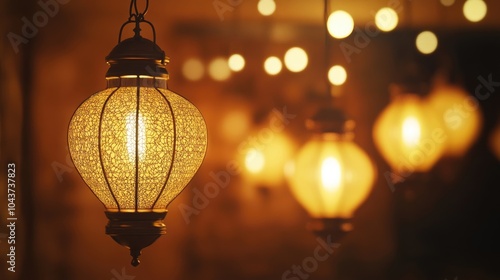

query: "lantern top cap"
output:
106 36 166 62
306 106 355 134
105 36 169 78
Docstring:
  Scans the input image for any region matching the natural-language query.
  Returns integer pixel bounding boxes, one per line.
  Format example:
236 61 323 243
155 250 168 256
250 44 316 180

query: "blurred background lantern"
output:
238 110 297 190
287 107 376 239
373 84 446 176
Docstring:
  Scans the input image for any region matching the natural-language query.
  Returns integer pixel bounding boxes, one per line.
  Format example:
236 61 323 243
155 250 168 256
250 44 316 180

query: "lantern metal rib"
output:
98 86 121 211
150 88 177 210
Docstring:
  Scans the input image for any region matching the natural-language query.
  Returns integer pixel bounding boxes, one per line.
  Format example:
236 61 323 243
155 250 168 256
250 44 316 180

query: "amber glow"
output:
463 0 487 22
327 10 354 39
373 93 446 174
245 148 266 174
284 47 308 73
240 132 296 186
258 0 276 16
288 134 376 218
328 65 347 86
68 77 208 211
126 113 146 161
321 157 341 192
416 31 438 54
264 56 283 75
228 54 245 72
375 7 399 32
402 116 421 147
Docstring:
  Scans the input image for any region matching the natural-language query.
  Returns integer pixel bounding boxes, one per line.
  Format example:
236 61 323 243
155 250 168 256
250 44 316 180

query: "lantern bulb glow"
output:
402 117 421 147
245 148 266 174
321 157 341 192
126 113 146 161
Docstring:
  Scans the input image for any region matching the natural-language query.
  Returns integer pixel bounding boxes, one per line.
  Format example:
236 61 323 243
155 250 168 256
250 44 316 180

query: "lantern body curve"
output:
289 133 376 219
373 93 445 174
68 77 207 212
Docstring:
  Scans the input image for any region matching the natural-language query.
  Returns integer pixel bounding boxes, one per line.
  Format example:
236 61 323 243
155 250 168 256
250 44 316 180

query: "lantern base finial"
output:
105 211 167 266
306 217 353 242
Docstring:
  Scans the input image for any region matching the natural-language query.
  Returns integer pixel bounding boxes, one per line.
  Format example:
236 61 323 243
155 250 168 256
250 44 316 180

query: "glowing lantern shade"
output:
373 88 445 175
241 132 296 187
288 108 376 220
427 83 482 157
68 1 207 267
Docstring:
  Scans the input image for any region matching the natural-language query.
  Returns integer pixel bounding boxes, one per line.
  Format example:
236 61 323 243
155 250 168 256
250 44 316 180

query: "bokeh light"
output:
264 56 283 75
375 7 399 32
284 47 308 73
463 0 487 22
257 0 276 16
182 58 204 81
416 31 438 54
208 57 231 81
328 65 347 86
228 54 246 72
327 10 354 39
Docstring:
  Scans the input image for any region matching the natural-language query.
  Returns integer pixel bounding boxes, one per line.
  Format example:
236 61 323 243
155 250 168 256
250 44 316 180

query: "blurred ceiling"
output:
75 0 500 30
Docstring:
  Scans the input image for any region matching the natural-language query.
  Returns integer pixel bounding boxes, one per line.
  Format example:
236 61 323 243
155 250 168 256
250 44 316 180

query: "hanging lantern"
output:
288 107 376 238
239 111 297 189
426 83 482 157
67 0 207 266
373 85 446 176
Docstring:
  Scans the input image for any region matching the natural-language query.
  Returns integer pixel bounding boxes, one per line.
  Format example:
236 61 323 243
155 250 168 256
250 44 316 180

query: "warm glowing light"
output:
284 47 308 73
463 0 487 22
373 93 446 174
245 148 266 174
182 58 204 81
240 130 297 186
416 31 438 55
68 78 208 211
208 57 231 81
126 113 146 161
288 134 376 218
402 117 421 147
228 54 245 72
440 0 455 6
328 65 347 86
257 0 276 16
375 7 399 32
264 56 282 75
327 10 354 39
321 157 341 192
